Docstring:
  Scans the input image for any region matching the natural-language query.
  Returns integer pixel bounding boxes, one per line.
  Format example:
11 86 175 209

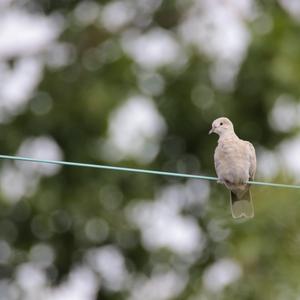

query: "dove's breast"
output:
214 138 251 185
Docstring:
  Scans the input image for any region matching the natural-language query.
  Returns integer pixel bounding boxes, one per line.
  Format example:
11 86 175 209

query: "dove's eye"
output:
220 122 223 126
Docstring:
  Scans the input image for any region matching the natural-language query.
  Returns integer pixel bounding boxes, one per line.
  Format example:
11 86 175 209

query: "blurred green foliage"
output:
1 0 300 299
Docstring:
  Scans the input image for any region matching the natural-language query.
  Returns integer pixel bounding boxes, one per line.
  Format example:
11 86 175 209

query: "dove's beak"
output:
209 127 214 135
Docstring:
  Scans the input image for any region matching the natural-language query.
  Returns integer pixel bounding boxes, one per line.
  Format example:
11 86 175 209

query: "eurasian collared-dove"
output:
209 117 256 218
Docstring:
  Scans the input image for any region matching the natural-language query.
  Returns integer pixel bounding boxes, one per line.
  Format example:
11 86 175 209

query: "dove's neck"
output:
218 130 238 142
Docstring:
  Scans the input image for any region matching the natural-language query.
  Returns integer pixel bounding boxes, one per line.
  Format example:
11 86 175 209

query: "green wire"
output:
0 154 299 189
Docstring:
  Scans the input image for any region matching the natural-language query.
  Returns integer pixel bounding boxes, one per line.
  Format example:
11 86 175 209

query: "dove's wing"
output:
247 141 256 180
229 140 256 218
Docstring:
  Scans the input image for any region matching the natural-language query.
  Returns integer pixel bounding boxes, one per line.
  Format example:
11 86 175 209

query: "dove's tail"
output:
230 188 254 219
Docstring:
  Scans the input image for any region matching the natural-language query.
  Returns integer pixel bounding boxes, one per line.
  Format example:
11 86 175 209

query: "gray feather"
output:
230 189 254 218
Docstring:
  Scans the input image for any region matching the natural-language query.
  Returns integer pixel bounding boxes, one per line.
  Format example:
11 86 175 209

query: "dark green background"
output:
1 0 300 299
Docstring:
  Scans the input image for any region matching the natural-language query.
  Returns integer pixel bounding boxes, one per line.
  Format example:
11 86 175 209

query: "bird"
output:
209 117 256 218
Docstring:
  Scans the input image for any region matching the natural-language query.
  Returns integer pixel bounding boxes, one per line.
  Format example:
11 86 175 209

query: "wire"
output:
0 154 299 189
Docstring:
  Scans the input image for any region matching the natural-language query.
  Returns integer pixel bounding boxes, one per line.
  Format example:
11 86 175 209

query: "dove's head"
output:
209 117 234 136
